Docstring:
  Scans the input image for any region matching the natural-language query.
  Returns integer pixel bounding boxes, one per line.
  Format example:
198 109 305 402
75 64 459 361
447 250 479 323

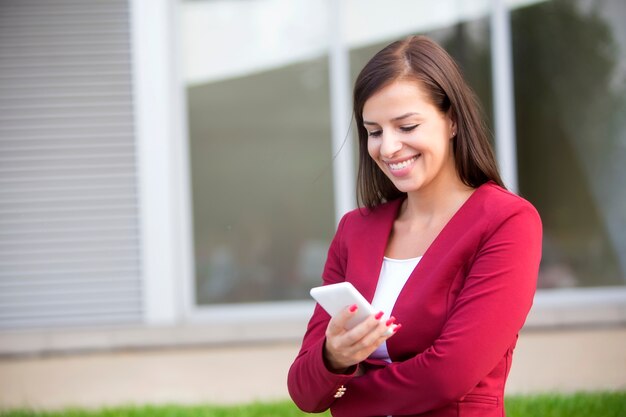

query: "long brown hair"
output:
354 35 504 209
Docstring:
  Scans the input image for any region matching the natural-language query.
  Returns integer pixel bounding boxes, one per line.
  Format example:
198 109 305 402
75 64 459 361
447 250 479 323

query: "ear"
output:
448 115 457 139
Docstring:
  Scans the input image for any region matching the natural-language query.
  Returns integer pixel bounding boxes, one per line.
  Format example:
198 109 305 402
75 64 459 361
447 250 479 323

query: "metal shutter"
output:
0 0 143 329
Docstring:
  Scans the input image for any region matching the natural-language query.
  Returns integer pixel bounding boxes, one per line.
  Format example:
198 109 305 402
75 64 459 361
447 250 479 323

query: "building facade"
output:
1 0 625 353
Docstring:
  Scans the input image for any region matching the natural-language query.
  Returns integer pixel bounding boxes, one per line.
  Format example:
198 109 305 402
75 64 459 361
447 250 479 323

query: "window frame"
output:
143 0 626 329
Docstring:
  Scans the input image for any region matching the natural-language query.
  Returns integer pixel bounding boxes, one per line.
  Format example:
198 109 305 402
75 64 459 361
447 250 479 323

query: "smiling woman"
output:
353 37 503 211
363 81 456 194
288 36 542 417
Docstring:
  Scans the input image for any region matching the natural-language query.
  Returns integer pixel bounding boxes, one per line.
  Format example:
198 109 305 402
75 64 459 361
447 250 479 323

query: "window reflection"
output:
513 0 626 288
188 57 335 304
185 0 626 308
183 1 336 305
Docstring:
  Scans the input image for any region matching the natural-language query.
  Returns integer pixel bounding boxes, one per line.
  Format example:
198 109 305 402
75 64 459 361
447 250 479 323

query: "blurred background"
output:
0 0 625 410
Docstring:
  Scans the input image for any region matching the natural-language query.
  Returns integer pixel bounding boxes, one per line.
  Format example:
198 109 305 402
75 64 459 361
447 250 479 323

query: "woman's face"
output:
363 79 456 195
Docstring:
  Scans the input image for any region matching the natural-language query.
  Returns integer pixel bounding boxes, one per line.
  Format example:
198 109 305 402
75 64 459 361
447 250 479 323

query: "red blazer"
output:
288 182 542 417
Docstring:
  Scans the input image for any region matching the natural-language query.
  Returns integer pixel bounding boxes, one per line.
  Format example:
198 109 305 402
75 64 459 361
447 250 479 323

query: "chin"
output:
390 181 423 194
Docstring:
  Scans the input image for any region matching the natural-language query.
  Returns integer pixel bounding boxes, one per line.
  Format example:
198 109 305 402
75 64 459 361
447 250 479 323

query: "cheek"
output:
367 140 378 159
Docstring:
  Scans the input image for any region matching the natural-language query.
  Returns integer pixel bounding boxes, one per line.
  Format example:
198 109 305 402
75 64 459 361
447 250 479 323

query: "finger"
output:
326 304 359 336
382 316 400 337
357 316 397 347
333 318 404 367
342 310 385 345
379 316 402 339
360 316 404 352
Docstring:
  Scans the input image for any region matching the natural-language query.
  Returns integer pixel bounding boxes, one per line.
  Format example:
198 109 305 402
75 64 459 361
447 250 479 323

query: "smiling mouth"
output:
386 155 419 171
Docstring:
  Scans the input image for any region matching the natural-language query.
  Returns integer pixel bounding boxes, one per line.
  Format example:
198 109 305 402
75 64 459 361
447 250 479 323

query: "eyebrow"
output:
363 112 421 125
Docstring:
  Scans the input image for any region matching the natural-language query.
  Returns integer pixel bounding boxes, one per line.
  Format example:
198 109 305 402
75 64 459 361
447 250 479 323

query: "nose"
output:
379 132 403 158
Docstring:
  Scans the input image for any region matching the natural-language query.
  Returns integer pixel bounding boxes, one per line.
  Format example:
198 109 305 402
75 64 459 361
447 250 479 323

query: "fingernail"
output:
375 311 384 320
385 317 396 326
393 324 402 332
349 304 358 313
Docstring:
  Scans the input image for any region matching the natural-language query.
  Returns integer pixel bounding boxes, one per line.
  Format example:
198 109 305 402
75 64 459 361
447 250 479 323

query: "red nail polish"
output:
393 324 402 332
375 311 384 320
349 304 358 313
385 317 396 326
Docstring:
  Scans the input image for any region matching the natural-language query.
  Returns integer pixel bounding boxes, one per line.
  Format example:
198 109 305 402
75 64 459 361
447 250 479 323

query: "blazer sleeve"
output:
331 203 542 417
287 212 360 413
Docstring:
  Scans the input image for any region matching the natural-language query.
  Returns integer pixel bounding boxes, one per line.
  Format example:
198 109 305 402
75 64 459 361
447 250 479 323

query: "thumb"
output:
327 303 358 335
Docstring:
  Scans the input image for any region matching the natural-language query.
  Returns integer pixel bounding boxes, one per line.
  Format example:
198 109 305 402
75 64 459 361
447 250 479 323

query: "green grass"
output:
505 392 626 417
1 392 624 417
0 401 325 417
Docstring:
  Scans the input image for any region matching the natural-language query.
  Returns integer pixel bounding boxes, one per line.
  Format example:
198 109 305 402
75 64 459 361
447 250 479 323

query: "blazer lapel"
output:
350 183 486 305
351 199 404 304
393 183 486 305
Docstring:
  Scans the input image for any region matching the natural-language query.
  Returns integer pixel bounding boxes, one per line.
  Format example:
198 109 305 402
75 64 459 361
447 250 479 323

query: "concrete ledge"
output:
1 287 625 357
525 287 626 328
0 321 307 358
0 327 624 410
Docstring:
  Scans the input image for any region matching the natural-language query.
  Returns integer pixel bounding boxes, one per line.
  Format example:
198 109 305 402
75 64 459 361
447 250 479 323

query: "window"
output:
512 0 626 288
182 1 335 305
182 0 626 312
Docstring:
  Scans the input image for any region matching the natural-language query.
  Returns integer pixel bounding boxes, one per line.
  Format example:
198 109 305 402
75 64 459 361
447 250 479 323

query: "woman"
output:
288 35 542 417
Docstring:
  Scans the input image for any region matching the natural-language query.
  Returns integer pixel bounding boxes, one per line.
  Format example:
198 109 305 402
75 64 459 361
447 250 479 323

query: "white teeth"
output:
388 156 417 170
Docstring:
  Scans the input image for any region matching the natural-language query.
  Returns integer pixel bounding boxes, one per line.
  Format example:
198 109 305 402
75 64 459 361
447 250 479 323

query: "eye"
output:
400 124 419 133
367 130 382 138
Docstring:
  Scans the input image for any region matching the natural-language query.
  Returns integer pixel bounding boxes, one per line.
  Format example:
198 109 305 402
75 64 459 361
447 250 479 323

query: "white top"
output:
369 255 422 362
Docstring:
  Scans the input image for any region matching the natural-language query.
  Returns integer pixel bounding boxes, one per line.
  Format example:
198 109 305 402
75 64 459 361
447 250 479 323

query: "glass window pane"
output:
513 0 626 288
183 1 335 304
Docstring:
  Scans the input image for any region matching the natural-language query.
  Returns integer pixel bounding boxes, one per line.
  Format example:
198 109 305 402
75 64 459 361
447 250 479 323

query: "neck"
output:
401 173 474 224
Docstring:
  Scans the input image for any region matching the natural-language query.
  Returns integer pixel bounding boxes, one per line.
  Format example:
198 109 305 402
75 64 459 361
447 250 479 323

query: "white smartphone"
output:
310 282 396 335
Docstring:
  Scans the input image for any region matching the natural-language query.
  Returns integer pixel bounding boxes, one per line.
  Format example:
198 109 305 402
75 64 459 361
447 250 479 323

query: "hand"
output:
323 305 400 373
